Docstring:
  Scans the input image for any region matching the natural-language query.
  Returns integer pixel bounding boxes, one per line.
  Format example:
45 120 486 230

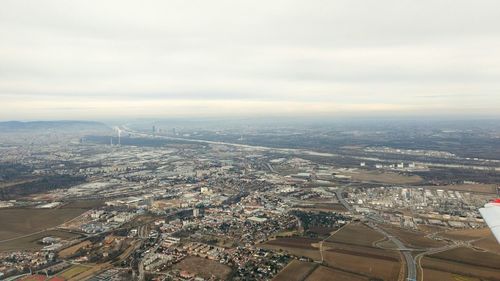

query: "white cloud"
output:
1 0 499 119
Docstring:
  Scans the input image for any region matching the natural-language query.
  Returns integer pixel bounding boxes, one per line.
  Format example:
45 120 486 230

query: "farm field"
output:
261 237 321 250
438 227 500 254
172 256 232 280
273 260 371 281
305 265 370 281
61 200 104 209
326 223 385 247
439 227 500 254
422 256 500 281
58 240 93 258
381 224 447 248
322 237 401 262
67 263 112 281
322 250 400 281
417 224 446 234
0 229 82 252
58 264 92 279
259 237 322 261
262 223 402 281
422 268 481 281
429 247 500 270
422 184 497 194
340 170 422 184
440 228 491 241
272 259 318 281
0 207 88 241
294 203 347 212
375 239 399 249
472 235 500 254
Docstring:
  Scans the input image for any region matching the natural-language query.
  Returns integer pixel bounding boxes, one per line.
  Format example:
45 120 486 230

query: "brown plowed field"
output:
323 250 400 281
422 257 500 281
422 268 481 281
305 265 369 281
381 225 447 248
327 248 399 262
172 256 232 280
429 247 500 270
326 223 384 247
422 184 497 194
272 260 318 281
264 237 321 250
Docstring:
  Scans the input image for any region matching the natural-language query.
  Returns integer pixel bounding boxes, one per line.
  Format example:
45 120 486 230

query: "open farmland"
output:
422 183 497 194
322 239 401 262
259 237 322 261
272 260 318 281
417 224 446 234
429 247 500 270
422 268 481 281
0 206 88 252
323 250 401 281
0 207 88 241
322 223 401 280
0 229 82 252
440 228 491 241
263 223 402 281
305 265 369 281
439 227 500 254
421 246 500 281
58 240 93 258
326 223 385 247
67 263 112 281
422 256 500 281
273 260 373 281
172 256 232 280
294 202 347 212
381 224 448 248
61 199 105 209
58 264 92 279
340 170 422 184
472 235 500 254
261 237 321 250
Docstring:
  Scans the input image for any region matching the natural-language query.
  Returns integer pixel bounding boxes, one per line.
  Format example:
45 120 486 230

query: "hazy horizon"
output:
2 0 500 120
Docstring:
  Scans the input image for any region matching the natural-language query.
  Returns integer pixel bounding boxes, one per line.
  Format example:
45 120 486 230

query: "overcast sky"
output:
1 0 500 120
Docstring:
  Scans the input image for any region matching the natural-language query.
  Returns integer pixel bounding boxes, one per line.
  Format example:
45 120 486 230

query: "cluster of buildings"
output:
0 130 497 281
346 185 489 229
0 251 54 278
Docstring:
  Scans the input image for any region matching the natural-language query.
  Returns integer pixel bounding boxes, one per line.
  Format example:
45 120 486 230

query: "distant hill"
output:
0 120 110 132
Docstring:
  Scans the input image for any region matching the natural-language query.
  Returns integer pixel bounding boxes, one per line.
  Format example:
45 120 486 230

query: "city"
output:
1 0 500 280
0 120 499 281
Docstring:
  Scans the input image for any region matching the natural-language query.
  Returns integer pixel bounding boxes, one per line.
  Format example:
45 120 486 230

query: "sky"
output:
1 0 500 120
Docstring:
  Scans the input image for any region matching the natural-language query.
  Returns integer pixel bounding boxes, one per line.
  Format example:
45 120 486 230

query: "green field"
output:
58 264 92 279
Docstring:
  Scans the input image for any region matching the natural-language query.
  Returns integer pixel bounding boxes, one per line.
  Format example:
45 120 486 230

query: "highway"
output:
123 126 420 280
368 223 417 281
335 189 417 281
120 126 500 172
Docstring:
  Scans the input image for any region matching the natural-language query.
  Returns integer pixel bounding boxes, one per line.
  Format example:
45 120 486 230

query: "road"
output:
368 223 417 281
319 222 350 263
335 189 417 281
123 125 424 281
120 126 500 172
414 244 458 281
